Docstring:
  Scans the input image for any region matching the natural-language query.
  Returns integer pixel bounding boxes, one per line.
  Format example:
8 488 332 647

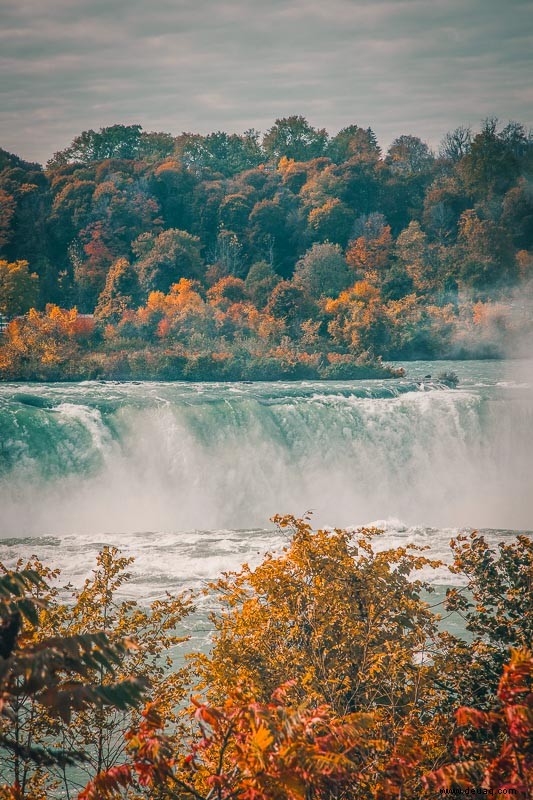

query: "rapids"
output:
0 359 531 597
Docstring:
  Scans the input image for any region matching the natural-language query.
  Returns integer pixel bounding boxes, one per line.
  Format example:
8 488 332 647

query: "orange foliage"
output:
424 649 533 799
206 276 246 308
346 226 392 274
80 685 415 800
325 280 385 352
0 305 94 377
516 249 533 279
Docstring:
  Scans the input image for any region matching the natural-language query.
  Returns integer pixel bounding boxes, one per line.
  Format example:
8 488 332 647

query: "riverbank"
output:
0 340 404 382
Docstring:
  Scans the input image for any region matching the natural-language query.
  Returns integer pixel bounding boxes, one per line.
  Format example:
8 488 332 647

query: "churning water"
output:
0 360 531 598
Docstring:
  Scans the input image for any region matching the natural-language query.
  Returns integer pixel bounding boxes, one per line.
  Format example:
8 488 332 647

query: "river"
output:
1 359 532 603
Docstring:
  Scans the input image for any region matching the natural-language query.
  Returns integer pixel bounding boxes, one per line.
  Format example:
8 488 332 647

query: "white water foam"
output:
0 362 531 598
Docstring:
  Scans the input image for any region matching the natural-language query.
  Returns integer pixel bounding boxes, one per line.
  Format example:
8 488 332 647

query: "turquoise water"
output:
0 359 531 601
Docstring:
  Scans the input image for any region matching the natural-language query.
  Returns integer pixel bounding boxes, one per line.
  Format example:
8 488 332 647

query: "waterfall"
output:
1 366 532 539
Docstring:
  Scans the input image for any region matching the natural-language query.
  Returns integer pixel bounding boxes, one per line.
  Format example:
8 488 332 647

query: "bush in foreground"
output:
1 518 531 799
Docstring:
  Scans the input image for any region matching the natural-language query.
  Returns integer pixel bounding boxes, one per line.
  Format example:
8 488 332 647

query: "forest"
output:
0 116 532 380
0 516 531 799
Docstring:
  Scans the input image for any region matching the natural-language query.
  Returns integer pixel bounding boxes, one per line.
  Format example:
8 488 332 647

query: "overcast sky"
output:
1 0 532 165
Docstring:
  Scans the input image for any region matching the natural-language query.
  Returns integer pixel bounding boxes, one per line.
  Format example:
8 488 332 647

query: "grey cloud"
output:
0 0 532 163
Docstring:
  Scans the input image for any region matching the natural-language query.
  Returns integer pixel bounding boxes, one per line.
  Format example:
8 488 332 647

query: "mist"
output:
0 371 532 540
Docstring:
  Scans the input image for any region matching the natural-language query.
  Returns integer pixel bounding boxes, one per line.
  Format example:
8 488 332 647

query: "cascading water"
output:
0 359 531 597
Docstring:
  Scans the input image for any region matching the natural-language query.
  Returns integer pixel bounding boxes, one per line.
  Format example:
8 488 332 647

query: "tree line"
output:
0 116 532 379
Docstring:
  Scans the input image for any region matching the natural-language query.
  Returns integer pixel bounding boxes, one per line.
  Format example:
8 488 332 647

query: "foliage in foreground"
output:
0 565 147 798
0 517 531 799
79 648 533 800
0 550 191 798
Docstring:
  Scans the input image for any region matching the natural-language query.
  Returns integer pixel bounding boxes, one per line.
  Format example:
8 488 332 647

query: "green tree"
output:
263 116 328 162
293 242 350 299
0 260 38 318
457 209 517 289
458 118 520 196
439 533 533 710
307 198 354 246
244 260 279 307
501 179 533 250
248 198 298 276
266 281 314 334
327 125 381 164
386 135 434 175
48 125 143 167
133 229 204 294
0 189 16 251
138 130 175 161
218 193 253 234
95 257 141 322
176 130 263 176
150 160 196 231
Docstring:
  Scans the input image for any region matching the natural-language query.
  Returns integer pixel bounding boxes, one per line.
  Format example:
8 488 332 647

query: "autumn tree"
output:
81 516 453 800
2 115 532 376
266 281 314 335
42 548 191 796
207 276 247 309
0 305 95 380
425 648 533 799
325 280 391 355
2 519 529 800
124 278 215 346
277 156 314 193
394 221 439 293
80 686 394 800
74 221 117 310
198 516 441 715
346 223 393 280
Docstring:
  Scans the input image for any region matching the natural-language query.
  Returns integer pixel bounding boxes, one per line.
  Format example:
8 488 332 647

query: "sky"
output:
1 0 532 165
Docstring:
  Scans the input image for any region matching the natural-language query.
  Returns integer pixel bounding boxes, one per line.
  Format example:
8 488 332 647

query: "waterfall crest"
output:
1 367 531 536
